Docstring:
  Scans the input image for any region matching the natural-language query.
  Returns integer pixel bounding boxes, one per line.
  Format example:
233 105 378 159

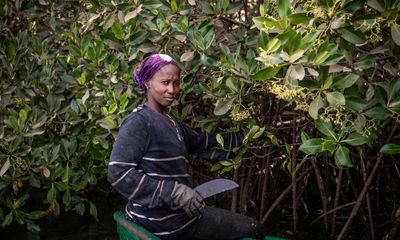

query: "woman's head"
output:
133 54 181 112
133 53 180 90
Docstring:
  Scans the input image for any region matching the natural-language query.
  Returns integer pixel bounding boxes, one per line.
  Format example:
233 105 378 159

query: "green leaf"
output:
111 21 124 40
0 159 10 177
142 0 164 9
287 13 312 24
367 0 385 12
318 0 334 9
265 38 281 54
251 67 281 81
321 54 344 66
2 212 13 227
47 184 56 204
267 131 279 145
345 96 367 112
90 203 98 219
343 0 364 12
299 138 324 155
337 27 366 45
211 163 222 172
100 116 117 129
75 202 85 216
214 97 235 116
221 0 229 11
388 76 400 102
289 49 305 63
374 85 387 105
198 1 215 14
288 64 305 80
308 95 324 119
180 51 195 62
388 100 400 113
216 133 224 148
354 114 367 133
24 129 45 137
315 119 337 140
27 211 47 220
321 76 333 90
301 131 311 142
364 106 391 120
124 6 142 22
219 160 233 166
244 125 260 143
335 146 353 167
108 103 118 114
355 55 376 70
391 24 400 47
226 78 238 93
170 0 178 12
253 16 267 30
322 140 336 153
380 144 400 154
277 0 291 19
326 91 346 106
63 189 71 206
19 109 27 122
77 72 86 85
342 132 368 146
130 30 148 45
332 73 360 89
226 2 242 14
253 127 266 139
314 51 330 65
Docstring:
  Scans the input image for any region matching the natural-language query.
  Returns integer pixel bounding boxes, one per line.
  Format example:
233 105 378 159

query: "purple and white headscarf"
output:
133 53 179 90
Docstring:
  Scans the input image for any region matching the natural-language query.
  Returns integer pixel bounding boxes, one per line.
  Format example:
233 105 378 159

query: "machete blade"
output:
194 178 239 199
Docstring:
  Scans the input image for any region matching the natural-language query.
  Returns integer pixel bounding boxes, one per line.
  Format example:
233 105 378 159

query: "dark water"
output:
0 184 392 240
0 185 123 240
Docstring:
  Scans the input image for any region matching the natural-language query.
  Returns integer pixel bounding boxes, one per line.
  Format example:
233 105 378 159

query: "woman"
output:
108 53 264 240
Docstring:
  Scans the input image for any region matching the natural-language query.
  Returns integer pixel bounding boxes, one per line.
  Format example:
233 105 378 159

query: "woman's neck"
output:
144 102 167 115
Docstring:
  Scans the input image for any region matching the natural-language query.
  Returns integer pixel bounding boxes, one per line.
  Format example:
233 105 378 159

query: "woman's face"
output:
145 64 181 112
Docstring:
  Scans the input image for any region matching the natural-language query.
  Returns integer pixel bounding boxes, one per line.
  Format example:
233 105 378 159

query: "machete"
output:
194 178 239 199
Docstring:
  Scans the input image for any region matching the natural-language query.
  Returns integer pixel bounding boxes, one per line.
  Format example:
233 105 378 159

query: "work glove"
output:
171 183 205 218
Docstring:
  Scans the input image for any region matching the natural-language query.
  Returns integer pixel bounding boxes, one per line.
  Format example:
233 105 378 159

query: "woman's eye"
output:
162 81 169 85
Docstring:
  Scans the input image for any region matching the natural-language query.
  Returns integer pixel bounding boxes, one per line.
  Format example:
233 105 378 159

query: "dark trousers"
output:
188 206 265 240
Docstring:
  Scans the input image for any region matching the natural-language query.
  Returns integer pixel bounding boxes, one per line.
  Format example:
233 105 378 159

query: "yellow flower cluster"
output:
268 82 306 101
294 101 309 111
230 104 254 122
257 50 279 67
15 156 29 176
360 120 377 138
367 23 382 44
301 0 328 20
320 106 346 125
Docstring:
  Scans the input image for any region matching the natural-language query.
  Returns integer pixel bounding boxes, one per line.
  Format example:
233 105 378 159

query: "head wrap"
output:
133 53 179 90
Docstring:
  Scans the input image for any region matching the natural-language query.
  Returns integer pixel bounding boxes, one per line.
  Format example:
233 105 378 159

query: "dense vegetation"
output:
1 0 399 239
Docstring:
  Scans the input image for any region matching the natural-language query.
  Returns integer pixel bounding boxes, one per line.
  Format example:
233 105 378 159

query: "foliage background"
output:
0 0 399 239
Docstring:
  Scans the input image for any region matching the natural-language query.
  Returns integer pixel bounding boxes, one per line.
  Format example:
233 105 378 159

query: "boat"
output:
113 211 287 240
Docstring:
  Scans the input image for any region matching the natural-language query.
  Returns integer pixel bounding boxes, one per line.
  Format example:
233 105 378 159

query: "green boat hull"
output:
113 211 286 240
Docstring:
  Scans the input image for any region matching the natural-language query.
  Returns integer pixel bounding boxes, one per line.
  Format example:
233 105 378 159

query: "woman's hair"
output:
133 53 180 90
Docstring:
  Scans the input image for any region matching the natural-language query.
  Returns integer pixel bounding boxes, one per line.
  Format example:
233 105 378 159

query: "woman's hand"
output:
171 183 205 218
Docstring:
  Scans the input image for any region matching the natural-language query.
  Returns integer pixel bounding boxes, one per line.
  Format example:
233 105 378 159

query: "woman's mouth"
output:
164 97 175 102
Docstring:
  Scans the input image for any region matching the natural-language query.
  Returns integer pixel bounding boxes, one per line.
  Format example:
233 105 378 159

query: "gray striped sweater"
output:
108 105 245 240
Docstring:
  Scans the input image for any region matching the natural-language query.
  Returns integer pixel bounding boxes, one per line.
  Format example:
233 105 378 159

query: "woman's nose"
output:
168 84 180 94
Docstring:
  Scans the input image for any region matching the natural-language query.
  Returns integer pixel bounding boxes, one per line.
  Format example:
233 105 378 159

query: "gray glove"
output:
171 183 205 218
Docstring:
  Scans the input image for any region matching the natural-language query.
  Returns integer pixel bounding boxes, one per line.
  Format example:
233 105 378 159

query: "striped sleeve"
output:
178 122 246 160
108 114 176 208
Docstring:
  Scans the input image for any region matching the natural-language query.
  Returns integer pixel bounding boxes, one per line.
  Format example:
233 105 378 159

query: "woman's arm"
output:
178 121 246 161
108 114 176 208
